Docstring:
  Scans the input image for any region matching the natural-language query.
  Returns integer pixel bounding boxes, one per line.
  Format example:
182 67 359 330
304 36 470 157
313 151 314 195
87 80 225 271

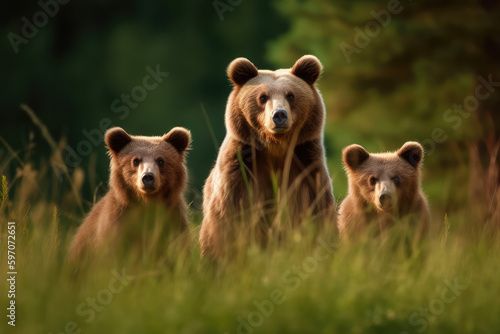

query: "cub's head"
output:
343 142 424 213
225 55 325 149
105 127 191 201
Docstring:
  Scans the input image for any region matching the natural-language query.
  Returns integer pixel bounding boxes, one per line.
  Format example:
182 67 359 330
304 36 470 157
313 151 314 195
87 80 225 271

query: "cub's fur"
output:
68 127 191 262
338 142 430 239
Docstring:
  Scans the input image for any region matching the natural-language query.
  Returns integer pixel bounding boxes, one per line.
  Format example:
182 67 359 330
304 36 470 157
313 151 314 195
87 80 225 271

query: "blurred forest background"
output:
2 0 500 224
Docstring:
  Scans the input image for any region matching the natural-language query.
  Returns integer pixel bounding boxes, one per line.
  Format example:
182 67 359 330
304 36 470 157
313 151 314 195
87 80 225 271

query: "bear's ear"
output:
398 141 424 168
291 55 323 85
343 144 370 171
163 127 191 154
105 127 132 155
227 57 258 86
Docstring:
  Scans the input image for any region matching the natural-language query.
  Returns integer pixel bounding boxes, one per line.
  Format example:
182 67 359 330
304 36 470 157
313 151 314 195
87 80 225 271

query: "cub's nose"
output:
379 191 392 208
272 109 288 126
142 172 155 186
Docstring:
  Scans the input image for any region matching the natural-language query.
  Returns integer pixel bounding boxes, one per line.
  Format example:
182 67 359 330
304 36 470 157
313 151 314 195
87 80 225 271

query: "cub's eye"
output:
133 158 140 167
259 95 268 104
369 177 377 186
157 158 164 167
392 176 401 184
286 93 294 101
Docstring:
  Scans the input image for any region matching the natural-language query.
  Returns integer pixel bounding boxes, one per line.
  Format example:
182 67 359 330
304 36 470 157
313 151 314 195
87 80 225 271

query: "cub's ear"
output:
227 57 258 86
105 127 132 156
291 55 323 85
343 144 370 171
163 127 191 154
398 141 424 167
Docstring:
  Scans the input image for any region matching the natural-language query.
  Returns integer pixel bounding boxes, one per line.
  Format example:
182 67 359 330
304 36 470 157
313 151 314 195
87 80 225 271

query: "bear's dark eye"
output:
286 93 294 101
133 158 140 167
157 158 164 167
392 176 401 184
259 94 268 104
369 177 377 186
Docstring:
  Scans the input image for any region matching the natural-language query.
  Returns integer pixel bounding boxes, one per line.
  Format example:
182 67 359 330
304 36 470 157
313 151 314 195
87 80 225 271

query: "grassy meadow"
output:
1 123 500 334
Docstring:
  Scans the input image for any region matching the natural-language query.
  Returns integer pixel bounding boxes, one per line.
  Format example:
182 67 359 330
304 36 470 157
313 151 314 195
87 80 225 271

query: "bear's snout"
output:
272 109 288 126
379 191 392 209
142 172 155 187
375 179 396 211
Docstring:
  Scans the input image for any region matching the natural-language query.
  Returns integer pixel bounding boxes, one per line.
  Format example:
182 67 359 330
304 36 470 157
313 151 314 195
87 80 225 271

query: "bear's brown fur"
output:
200 55 336 257
68 127 191 262
338 142 430 239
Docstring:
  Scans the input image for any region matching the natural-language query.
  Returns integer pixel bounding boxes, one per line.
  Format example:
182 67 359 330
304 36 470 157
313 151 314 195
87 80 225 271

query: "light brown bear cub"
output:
68 127 191 262
338 142 430 239
200 55 336 257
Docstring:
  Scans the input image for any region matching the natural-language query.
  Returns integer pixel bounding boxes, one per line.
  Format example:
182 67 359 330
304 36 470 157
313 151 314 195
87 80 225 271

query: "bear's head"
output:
105 127 191 202
343 142 424 213
225 55 325 152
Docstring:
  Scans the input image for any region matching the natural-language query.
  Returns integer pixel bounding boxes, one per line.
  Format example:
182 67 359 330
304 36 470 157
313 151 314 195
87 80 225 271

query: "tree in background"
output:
269 0 500 212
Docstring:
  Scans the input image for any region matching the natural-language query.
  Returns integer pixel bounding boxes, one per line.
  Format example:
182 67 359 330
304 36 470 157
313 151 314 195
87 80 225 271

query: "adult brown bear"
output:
200 55 336 258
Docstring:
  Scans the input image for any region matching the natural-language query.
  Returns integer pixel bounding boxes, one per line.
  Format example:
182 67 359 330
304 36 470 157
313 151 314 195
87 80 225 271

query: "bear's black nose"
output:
272 109 288 126
379 191 392 207
142 172 155 186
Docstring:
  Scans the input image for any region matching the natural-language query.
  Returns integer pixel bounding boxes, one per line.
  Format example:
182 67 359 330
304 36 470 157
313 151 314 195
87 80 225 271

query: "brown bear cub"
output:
338 142 430 239
200 55 336 257
68 127 191 262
